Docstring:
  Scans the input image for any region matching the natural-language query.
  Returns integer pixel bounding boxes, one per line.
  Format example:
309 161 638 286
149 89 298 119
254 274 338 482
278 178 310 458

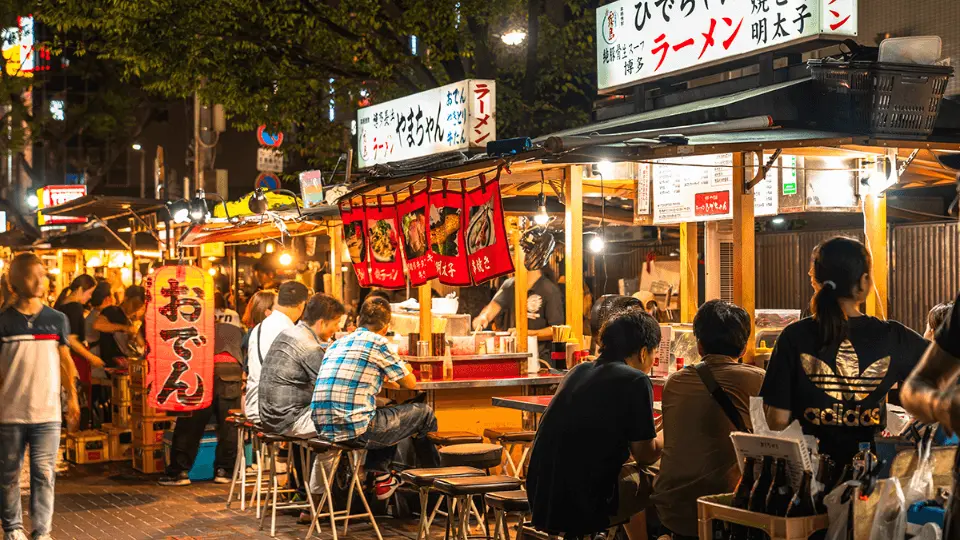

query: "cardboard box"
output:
132 444 166 474
133 418 174 446
66 430 109 464
105 426 133 462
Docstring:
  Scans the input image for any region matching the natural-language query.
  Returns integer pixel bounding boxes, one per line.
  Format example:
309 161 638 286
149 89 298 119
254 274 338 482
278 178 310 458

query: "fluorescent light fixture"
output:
772 216 786 225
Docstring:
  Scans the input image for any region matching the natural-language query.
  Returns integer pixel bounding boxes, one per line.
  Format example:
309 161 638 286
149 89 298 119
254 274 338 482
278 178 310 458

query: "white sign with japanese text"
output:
651 153 778 224
357 79 496 168
596 0 857 91
257 147 283 173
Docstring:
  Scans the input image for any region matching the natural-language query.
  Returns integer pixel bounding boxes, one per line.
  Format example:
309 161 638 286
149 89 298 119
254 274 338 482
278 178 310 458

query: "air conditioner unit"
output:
704 222 735 303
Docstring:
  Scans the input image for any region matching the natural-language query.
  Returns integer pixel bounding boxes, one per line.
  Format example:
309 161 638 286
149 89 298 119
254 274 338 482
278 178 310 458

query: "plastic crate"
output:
133 418 174 446
112 374 131 403
808 60 953 139
104 426 133 462
112 402 132 428
129 358 149 389
131 387 165 418
132 444 165 474
66 430 110 464
698 494 828 540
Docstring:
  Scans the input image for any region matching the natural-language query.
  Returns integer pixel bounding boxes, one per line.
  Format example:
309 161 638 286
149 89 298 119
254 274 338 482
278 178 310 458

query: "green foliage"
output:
41 0 598 169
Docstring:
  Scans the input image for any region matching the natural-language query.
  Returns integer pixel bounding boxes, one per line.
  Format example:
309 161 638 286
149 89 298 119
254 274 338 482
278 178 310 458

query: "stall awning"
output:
178 212 325 247
40 195 165 221
0 229 39 249
36 227 160 251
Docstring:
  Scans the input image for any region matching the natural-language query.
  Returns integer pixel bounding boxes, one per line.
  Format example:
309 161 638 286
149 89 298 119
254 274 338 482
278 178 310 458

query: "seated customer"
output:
652 299 764 539
925 302 953 340
259 293 345 437
312 297 440 500
527 309 662 540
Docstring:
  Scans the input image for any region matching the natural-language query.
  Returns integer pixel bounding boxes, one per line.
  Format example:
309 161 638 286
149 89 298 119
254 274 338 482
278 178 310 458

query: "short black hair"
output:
590 295 643 338
358 297 392 331
693 299 751 357
302 293 346 325
597 308 660 364
90 282 113 307
277 281 309 308
928 303 953 332
366 289 392 303
124 285 146 307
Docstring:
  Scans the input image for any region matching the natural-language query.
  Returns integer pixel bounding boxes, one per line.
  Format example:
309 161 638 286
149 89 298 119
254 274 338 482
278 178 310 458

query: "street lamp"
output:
501 30 526 45
26 193 38 210
132 143 145 197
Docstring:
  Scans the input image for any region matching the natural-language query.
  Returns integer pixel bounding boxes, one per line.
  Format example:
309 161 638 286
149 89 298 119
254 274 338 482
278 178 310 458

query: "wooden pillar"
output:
510 218 528 353
679 222 698 323
419 283 433 353
864 194 888 318
732 152 756 363
329 224 344 302
564 165 584 344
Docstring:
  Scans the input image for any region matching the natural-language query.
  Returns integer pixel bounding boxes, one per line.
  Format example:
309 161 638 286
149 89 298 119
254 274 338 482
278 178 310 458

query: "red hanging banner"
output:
465 172 514 284
364 195 406 289
397 183 438 286
339 200 372 287
144 265 215 412
429 179 471 286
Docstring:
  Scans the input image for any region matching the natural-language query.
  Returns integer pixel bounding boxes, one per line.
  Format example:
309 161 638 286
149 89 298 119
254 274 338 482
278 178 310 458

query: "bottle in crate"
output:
786 471 816 518
728 456 756 540
766 458 794 517
66 430 110 464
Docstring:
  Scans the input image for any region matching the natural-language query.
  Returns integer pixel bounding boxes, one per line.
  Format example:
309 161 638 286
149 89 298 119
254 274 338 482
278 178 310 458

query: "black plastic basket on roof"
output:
807 59 953 139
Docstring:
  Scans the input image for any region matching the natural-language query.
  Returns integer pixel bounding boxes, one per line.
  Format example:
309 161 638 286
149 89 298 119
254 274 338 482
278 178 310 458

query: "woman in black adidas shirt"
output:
759 237 927 466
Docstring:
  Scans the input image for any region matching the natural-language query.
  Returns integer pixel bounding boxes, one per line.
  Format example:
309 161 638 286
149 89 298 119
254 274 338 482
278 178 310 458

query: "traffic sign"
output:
256 172 280 190
256 125 283 148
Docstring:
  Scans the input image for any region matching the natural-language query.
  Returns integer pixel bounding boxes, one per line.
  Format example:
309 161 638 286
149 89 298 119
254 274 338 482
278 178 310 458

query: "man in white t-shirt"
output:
244 281 308 423
214 291 242 329
0 253 80 540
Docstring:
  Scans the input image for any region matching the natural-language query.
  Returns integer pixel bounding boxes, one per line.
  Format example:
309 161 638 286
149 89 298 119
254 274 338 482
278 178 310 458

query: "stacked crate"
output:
129 358 171 474
105 372 133 462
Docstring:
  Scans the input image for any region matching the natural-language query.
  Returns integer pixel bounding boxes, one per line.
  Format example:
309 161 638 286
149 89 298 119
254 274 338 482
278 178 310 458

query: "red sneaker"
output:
374 473 400 500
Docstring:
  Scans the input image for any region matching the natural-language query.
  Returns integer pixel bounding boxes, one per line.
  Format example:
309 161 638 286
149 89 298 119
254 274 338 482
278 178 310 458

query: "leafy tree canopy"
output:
42 0 598 168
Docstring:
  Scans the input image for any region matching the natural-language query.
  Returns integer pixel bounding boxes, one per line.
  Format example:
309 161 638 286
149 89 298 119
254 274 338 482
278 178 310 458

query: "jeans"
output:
355 402 440 472
166 363 243 475
0 422 61 536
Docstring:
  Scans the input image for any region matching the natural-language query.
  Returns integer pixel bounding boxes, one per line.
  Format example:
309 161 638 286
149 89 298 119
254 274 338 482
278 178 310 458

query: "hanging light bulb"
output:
265 243 276 254
279 252 293 266
166 200 190 224
588 234 605 254
533 192 549 226
208 267 217 277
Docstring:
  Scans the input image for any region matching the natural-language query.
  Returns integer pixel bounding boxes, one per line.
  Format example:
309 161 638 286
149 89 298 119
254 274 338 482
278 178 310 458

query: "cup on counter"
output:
416 340 431 358
565 342 578 368
419 362 433 382
527 336 540 374
431 332 446 357
552 341 567 370
408 332 420 356
501 336 516 354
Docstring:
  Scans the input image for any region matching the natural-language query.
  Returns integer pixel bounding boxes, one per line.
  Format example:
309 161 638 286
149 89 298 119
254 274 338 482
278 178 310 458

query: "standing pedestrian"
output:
0 253 80 540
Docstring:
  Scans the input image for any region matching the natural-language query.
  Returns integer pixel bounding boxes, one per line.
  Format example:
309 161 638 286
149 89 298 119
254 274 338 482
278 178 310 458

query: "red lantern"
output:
429 179 471 286
144 266 215 412
465 172 514 284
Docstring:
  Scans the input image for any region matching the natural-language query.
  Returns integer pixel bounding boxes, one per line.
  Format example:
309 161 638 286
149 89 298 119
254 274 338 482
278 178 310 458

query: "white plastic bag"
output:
904 435 936 506
825 481 859 540
868 478 907 540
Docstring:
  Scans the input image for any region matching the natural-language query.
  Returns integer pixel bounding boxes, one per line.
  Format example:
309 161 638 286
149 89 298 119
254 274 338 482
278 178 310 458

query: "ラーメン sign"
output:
357 79 496 168
596 0 857 92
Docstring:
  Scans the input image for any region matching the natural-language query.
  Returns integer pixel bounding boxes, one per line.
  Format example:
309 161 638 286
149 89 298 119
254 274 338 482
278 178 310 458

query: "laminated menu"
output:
363 195 405 289
464 172 514 284
338 200 372 287
397 185 438 286
429 179 471 286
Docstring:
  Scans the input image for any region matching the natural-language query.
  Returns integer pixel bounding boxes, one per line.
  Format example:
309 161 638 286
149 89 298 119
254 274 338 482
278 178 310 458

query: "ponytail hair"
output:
55 274 97 308
810 237 871 352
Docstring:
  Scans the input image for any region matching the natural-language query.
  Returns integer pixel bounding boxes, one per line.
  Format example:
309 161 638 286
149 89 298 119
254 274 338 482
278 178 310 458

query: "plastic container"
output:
112 403 132 428
66 430 110 464
112 374 131 403
132 444 165 474
133 418 174 446
162 429 253 481
105 426 133 462
697 494 828 540
807 59 953 139
131 387 165 419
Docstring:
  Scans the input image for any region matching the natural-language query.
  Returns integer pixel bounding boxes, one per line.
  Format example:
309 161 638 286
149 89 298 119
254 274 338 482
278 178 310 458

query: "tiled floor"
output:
15 462 423 540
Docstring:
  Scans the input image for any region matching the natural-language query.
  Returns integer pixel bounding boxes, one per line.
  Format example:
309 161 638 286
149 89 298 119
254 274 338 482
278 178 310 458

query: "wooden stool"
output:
434 475 523 540
440 443 504 472
483 429 535 478
428 431 484 447
485 491 531 540
308 440 383 540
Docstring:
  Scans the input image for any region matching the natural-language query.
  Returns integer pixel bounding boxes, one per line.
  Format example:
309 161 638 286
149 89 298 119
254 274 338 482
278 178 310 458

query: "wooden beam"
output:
703 221 721 301
864 194 888 318
679 222 698 323
329 224 344 302
510 218 528 353
565 165 585 345
419 283 433 353
732 152 756 364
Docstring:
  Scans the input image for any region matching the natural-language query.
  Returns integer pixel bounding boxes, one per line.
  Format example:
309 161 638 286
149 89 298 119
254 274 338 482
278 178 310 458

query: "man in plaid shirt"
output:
312 297 440 499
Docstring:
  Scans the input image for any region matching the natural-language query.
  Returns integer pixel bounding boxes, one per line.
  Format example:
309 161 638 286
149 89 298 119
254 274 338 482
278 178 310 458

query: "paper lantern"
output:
144 265 215 412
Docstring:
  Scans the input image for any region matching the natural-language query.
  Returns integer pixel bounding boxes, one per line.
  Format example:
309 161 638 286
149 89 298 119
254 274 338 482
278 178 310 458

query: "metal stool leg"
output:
348 450 383 540
299 444 317 534
416 487 430 540
307 449 341 540
226 424 245 509
254 437 266 518
342 451 359 535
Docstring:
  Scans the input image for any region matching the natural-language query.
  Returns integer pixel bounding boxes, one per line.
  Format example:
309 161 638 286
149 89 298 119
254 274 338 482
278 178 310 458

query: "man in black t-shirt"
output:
93 285 145 367
527 309 662 538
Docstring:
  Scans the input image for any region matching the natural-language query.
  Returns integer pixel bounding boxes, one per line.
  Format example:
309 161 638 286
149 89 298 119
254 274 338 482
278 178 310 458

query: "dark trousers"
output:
355 402 441 472
167 363 243 475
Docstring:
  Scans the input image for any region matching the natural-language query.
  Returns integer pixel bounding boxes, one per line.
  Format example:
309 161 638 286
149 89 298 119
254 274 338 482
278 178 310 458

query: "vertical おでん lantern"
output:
144 265 215 412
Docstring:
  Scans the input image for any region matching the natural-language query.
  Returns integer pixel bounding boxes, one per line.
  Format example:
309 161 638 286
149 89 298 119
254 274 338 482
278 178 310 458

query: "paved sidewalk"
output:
14 462 420 540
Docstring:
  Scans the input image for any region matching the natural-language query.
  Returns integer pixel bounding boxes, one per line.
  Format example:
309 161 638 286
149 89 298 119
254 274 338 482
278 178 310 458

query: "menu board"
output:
635 163 651 217
651 153 778 224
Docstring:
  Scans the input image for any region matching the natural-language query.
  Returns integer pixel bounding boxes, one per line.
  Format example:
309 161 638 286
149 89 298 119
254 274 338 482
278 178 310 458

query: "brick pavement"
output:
15 462 422 540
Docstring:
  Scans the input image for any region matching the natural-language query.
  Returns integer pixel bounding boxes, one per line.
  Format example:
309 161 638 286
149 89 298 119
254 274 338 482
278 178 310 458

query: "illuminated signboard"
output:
38 185 87 226
357 79 495 168
596 0 857 92
1 15 34 77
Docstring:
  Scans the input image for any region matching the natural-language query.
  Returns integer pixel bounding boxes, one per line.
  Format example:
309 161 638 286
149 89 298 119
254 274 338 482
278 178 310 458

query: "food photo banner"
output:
339 201 372 287
397 184 438 286
364 195 406 289
464 173 514 283
144 266 215 412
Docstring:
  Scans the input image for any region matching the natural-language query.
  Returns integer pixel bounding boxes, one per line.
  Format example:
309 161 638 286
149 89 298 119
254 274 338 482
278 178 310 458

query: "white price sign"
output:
257 147 283 173
357 79 495 168
596 0 857 92
651 153 779 224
